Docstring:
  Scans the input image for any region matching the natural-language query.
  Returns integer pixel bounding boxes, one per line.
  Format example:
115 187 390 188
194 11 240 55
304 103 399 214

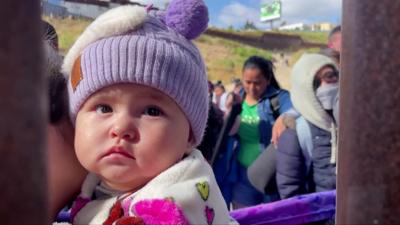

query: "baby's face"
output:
75 83 192 192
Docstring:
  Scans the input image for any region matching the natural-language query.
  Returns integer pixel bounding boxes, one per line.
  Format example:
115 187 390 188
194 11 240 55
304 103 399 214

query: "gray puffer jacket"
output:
276 128 309 199
276 121 336 199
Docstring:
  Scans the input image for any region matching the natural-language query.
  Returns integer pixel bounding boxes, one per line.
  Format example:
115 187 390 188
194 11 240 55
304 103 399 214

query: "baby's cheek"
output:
140 155 171 174
74 133 93 168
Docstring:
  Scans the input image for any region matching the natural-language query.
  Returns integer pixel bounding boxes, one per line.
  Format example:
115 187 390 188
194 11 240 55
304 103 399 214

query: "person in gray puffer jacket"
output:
276 53 339 199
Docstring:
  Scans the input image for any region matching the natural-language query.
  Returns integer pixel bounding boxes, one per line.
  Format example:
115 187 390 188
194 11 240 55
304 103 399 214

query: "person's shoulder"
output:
276 89 292 110
277 128 300 155
221 92 229 100
279 128 299 145
278 88 290 96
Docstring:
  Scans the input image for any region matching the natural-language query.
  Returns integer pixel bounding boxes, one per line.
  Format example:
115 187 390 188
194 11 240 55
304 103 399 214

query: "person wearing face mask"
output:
276 53 339 199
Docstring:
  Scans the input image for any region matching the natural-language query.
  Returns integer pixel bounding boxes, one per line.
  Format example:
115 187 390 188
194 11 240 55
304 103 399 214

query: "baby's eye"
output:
144 106 163 117
96 104 113 114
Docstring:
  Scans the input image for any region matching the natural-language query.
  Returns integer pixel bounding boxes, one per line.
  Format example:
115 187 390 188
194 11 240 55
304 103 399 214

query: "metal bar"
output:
0 0 48 224
337 0 400 224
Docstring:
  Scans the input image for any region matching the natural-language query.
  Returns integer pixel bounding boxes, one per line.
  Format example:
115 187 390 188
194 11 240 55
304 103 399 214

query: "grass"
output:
43 16 91 53
289 47 322 65
208 27 329 44
195 35 273 83
42 17 323 84
276 30 328 43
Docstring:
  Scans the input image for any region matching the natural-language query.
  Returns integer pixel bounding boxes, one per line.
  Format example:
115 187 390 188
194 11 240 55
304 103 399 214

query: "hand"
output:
271 115 286 147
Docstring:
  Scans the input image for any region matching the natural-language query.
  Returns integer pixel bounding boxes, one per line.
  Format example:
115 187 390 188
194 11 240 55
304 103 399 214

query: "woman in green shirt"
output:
230 56 292 208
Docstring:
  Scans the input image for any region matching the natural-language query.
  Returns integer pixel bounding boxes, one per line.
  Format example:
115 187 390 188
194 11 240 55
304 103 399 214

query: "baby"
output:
62 1 234 224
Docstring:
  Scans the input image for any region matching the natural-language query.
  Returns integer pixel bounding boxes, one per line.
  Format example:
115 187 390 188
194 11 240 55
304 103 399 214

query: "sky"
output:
133 0 342 29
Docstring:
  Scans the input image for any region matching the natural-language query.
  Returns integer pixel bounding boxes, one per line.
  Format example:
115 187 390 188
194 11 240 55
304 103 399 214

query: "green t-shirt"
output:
237 101 261 167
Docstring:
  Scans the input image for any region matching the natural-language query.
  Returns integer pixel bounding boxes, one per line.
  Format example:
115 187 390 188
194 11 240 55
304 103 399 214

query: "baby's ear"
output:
186 131 196 153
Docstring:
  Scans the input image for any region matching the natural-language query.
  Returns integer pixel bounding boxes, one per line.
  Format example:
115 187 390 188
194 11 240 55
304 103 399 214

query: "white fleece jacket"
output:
74 149 236 225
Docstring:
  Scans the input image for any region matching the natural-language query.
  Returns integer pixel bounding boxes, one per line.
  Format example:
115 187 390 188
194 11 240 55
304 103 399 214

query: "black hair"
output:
232 78 242 87
319 48 340 64
312 65 338 90
214 80 225 91
329 25 341 40
243 56 280 89
48 73 68 124
42 20 59 50
313 75 322 91
42 40 67 124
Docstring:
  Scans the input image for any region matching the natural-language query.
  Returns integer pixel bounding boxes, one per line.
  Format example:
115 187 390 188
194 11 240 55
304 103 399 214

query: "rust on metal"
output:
0 0 48 224
337 0 400 224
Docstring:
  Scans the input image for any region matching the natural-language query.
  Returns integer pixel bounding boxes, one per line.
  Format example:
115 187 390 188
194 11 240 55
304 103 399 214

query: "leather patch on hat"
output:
71 55 83 92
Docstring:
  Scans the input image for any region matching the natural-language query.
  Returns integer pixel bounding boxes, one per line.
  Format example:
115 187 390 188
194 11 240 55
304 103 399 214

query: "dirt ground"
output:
273 52 292 91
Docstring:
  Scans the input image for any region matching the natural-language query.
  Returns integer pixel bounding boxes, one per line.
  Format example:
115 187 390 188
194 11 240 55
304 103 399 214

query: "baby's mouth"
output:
102 146 135 159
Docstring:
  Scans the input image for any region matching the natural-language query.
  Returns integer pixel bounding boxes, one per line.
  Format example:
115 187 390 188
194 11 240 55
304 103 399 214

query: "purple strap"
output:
230 191 336 225
146 4 154 13
70 196 91 222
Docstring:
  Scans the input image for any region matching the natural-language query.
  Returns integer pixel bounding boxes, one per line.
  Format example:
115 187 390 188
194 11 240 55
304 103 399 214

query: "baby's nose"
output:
110 116 138 142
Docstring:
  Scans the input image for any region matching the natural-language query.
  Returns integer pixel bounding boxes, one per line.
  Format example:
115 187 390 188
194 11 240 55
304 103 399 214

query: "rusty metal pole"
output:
0 0 48 224
337 1 400 224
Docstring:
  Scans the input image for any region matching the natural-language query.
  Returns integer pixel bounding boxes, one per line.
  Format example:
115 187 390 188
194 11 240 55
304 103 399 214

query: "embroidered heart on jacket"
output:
196 181 210 201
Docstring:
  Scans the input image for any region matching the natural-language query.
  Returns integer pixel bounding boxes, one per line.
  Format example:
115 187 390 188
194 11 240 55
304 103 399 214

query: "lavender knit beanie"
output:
62 0 209 146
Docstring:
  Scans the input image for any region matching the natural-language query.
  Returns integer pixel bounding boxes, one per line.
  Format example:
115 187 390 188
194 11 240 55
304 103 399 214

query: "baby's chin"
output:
99 171 153 192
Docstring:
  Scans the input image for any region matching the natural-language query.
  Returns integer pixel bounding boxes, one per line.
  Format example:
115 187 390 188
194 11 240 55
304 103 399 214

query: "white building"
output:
42 0 145 19
311 22 336 32
278 23 307 31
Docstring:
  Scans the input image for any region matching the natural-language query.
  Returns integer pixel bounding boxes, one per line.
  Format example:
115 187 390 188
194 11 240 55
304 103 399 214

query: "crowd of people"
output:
208 25 341 202
43 0 341 223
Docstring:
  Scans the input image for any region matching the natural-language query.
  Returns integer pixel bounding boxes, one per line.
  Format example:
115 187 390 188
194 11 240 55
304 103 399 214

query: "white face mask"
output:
316 83 339 110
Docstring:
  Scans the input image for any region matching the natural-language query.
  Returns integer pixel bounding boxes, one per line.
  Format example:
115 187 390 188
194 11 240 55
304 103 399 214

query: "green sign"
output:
260 1 281 22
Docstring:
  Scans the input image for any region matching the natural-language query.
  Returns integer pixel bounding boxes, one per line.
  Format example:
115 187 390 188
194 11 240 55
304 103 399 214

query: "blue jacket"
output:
276 121 336 199
309 122 336 192
257 86 292 149
213 86 292 205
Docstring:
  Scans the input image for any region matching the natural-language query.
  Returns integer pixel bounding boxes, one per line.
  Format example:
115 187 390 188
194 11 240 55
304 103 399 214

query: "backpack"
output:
296 116 313 173
269 93 281 120
247 106 314 195
269 91 313 160
296 116 316 193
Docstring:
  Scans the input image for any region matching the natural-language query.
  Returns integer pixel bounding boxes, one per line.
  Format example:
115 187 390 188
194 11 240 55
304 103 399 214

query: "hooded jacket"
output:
257 86 292 149
277 54 338 198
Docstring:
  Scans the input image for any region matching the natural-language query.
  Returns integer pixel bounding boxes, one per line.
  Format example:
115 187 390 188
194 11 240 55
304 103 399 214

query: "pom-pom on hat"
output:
62 0 209 146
